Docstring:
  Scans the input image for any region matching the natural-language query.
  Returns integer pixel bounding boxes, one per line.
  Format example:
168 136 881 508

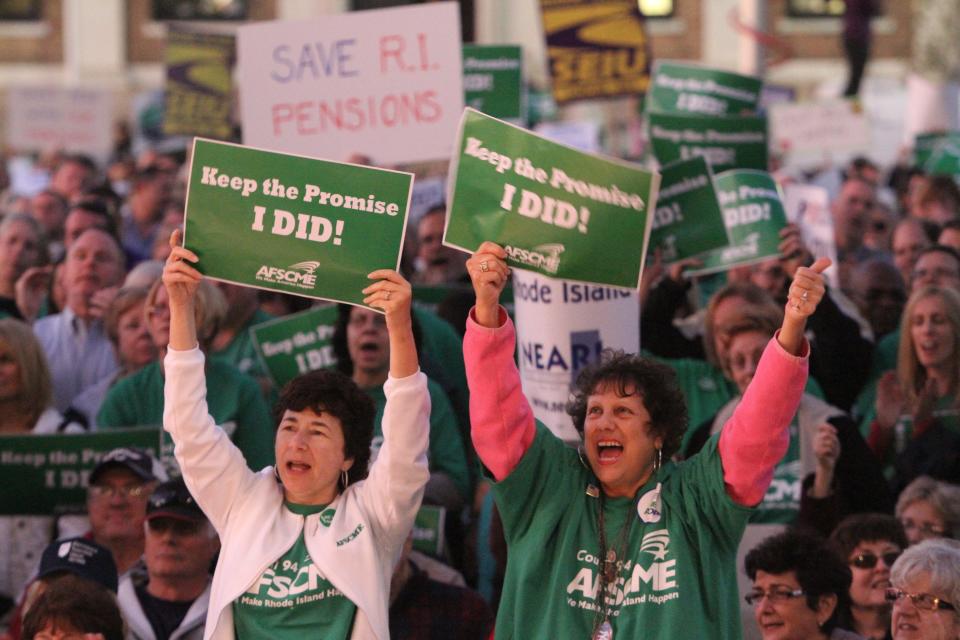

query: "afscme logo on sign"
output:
504 243 564 274
256 261 318 290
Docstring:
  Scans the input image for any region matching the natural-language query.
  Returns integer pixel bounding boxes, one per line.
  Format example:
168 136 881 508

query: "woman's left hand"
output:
785 257 830 320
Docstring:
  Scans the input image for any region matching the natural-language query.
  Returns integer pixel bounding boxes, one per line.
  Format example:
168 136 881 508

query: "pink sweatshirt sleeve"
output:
718 331 809 506
463 306 536 481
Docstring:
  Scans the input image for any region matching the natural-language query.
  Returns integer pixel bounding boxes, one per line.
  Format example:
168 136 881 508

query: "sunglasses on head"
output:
850 551 900 569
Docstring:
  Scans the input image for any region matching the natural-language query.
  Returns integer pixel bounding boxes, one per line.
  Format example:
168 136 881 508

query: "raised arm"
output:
161 229 257 530
463 242 536 480
363 269 418 378
718 258 830 506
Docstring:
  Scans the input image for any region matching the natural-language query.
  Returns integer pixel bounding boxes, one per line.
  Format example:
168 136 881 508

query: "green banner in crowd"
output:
539 0 651 104
444 109 659 289
686 170 787 276
463 45 524 124
184 138 414 308
914 132 960 169
0 428 161 515
412 505 447 557
648 112 767 173
163 27 235 140
648 156 729 263
925 140 960 177
646 61 763 116
251 306 339 389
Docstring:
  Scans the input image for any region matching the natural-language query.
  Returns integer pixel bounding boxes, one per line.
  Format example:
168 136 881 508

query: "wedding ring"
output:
480 260 489 272
384 290 391 301
801 290 809 300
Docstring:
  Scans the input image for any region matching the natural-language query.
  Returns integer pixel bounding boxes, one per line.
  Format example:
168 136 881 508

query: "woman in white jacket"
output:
161 230 430 640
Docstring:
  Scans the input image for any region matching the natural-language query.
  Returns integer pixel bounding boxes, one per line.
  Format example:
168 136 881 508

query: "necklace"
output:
591 491 636 640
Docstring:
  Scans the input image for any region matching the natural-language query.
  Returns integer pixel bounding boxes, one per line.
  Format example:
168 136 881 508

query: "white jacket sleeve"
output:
355 370 430 547
163 347 261 533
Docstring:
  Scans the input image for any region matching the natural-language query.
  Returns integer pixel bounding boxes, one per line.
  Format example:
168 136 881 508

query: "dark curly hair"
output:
745 529 853 633
273 368 375 490
828 513 908 560
566 350 688 459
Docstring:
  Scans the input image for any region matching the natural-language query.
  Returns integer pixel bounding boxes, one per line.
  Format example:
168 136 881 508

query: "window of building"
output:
639 0 674 19
0 0 41 21
152 0 249 21
786 0 846 18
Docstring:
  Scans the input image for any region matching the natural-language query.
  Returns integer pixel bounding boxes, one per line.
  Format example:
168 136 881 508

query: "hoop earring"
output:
274 466 282 483
653 448 662 473
341 469 349 491
577 445 590 470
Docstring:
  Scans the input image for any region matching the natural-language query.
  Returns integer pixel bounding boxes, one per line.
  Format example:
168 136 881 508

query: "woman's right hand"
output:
466 241 510 328
163 229 202 310
875 371 905 431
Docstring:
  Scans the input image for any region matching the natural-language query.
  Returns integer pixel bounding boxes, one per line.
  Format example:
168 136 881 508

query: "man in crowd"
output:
84 447 167 579
33 228 125 410
831 176 878 289
120 166 173 266
27 190 69 259
48 155 97 202
117 479 217 640
411 206 467 285
892 217 937 287
848 259 907 341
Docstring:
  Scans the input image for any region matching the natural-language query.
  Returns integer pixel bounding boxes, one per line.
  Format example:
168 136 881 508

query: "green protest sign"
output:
184 138 413 308
444 108 659 289
648 156 729 263
412 504 446 557
925 141 960 177
463 45 524 123
685 170 787 276
647 111 768 173
250 306 339 389
646 61 762 116
914 132 960 169
0 428 161 515
163 27 235 139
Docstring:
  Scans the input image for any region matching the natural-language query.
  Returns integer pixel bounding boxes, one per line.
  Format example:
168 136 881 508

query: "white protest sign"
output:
5 86 114 160
533 120 601 153
769 100 870 156
238 3 463 164
512 269 639 444
782 183 839 289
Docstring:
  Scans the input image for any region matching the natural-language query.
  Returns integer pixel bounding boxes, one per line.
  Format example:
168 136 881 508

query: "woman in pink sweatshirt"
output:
463 241 830 640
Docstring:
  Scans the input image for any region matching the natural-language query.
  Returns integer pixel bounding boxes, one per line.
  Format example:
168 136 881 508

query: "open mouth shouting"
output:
596 440 624 465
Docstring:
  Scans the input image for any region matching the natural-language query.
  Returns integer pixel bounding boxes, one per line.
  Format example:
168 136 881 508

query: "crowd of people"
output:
0 99 958 639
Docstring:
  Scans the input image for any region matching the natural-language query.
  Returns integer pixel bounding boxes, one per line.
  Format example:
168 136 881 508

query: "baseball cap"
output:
146 478 205 523
89 447 168 485
38 537 118 593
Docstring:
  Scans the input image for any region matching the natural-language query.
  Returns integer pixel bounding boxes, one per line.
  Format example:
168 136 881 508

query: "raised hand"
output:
778 257 831 355
163 229 202 310
811 422 841 498
363 269 417 379
466 241 510 328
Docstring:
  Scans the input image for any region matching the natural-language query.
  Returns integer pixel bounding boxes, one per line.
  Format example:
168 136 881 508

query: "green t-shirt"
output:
98 360 275 470
749 415 801 524
492 424 751 640
233 502 356 639
366 379 472 502
212 308 274 378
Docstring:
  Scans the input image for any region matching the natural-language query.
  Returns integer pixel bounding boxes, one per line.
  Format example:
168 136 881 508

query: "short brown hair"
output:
21 574 123 640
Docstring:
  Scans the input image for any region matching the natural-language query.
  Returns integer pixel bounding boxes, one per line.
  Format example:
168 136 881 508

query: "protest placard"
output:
163 27 235 140
5 86 114 160
0 428 161 515
782 183 840 289
925 140 960 177
914 132 960 169
646 61 762 116
513 269 638 443
533 120 601 153
463 44 523 124
768 100 870 155
238 2 463 164
412 505 447 557
444 109 658 289
647 111 768 173
685 170 787 276
183 138 413 308
539 0 651 104
648 156 729 263
251 306 339 388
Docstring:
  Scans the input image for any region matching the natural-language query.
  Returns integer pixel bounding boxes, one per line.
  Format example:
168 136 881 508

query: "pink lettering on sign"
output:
271 91 442 136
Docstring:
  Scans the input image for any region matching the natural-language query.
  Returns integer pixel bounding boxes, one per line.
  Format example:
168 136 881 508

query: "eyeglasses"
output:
744 588 805 606
899 518 946 537
147 518 204 536
88 483 148 500
885 588 956 612
849 551 901 569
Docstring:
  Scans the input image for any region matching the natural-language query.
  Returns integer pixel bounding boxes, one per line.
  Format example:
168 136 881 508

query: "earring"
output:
274 466 282 483
653 448 662 473
341 469 349 491
577 445 590 470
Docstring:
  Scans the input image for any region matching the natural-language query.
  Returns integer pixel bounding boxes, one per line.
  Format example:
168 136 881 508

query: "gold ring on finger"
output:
480 260 489 273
